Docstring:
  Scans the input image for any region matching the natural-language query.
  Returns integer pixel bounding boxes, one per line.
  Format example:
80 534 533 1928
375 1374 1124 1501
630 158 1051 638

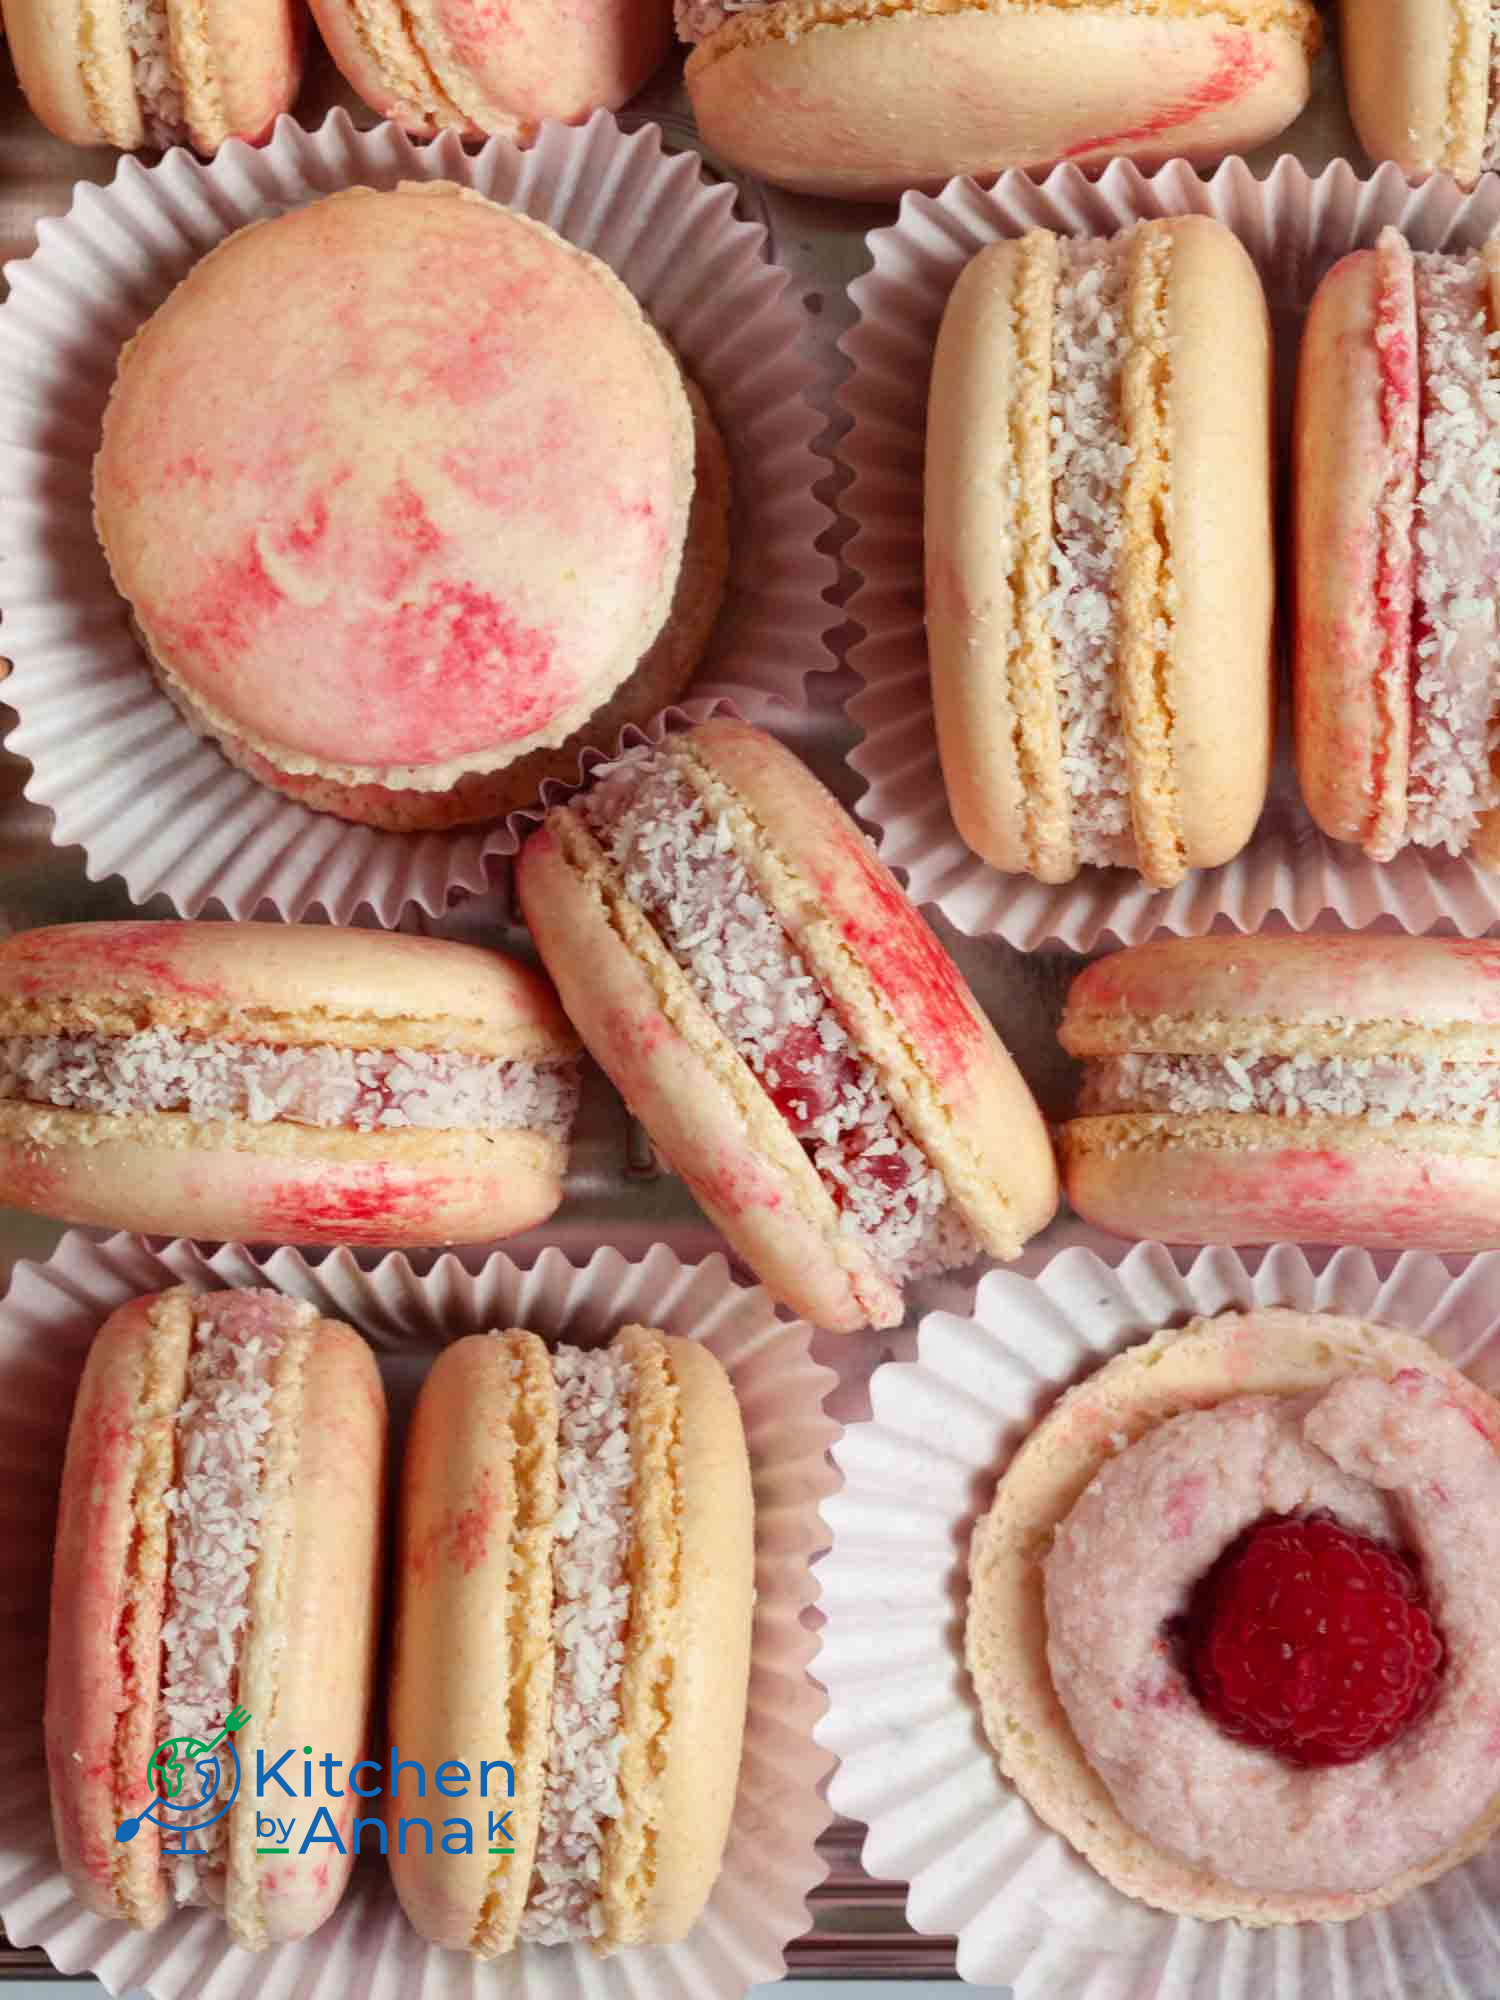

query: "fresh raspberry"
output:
1183 1512 1444 1767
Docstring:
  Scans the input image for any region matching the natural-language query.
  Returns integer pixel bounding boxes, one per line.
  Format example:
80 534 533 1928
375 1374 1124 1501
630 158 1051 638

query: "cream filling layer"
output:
1082 1050 1500 1127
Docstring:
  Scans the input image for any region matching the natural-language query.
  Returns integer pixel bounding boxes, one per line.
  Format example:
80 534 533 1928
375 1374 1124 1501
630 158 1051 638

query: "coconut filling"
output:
1046 240 1136 867
582 750 978 1284
674 0 770 41
518 1347 637 1946
0 1031 579 1139
1404 253 1500 852
122 0 190 145
156 1294 288 1907
1082 1050 1500 1128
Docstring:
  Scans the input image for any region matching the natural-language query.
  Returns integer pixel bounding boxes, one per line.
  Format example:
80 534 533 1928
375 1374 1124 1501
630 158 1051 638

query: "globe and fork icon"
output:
115 1705 251 1850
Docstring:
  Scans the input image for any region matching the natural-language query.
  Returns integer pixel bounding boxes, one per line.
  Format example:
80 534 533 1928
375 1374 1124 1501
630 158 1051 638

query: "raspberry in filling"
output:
582 750 978 1284
1183 1511 1444 1767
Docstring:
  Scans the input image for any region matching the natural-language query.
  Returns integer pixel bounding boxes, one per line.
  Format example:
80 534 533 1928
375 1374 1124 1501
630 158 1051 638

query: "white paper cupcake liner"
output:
0 1230 836 1999
843 155 1500 950
0 107 837 925
814 1238 1500 1996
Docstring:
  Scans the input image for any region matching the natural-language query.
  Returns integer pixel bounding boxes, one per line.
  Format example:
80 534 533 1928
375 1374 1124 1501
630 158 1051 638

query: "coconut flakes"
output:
582 751 978 1283
518 1346 636 1946
122 0 188 145
674 0 769 40
1083 1050 1500 1127
0 1032 579 1140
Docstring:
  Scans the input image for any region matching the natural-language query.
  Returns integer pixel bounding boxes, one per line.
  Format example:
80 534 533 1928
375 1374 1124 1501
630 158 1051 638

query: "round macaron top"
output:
0 919 578 1058
93 184 695 783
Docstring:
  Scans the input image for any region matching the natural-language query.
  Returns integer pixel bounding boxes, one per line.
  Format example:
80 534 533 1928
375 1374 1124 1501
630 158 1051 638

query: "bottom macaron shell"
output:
687 8 1311 198
0 1125 565 1248
1065 1124 1500 1250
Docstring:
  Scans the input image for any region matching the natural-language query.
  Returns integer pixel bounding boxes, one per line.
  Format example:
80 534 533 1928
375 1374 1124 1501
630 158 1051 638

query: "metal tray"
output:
0 26 1361 1981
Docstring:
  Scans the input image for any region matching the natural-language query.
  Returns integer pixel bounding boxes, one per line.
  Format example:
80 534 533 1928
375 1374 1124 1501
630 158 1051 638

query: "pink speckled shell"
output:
686 5 1314 198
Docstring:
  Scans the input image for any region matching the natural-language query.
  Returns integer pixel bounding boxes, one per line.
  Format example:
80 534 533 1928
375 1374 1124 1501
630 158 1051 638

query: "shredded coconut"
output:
1045 240 1136 866
158 1293 286 1907
0 1032 579 1139
122 0 189 145
1406 254 1500 852
518 1346 636 1946
1083 1050 1500 1127
674 0 768 41
582 751 977 1283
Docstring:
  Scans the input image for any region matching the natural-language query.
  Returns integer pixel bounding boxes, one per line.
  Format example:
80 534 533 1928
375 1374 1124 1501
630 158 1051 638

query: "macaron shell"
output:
386 1334 558 1954
94 186 693 782
0 920 578 1057
1148 215 1274 873
227 1317 386 1945
516 814 899 1333
43 1292 193 1931
600 1330 753 1947
0 1111 569 1248
968 1307 1500 1923
1 0 141 144
185 0 306 147
1292 240 1416 858
1060 934 1500 1054
1337 0 1489 184
676 720 1059 1257
686 1 1316 198
1064 1114 1500 1250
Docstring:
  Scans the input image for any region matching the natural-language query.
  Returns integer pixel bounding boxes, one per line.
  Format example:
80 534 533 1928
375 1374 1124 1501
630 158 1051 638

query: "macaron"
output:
926 218 1276 890
516 719 1059 1333
387 1325 752 1955
92 184 729 831
1059 933 1500 1249
310 0 671 138
0 920 580 1246
968 1306 1500 1922
0 0 303 150
45 1286 386 1946
1338 0 1498 186
678 0 1320 199
1294 226 1500 868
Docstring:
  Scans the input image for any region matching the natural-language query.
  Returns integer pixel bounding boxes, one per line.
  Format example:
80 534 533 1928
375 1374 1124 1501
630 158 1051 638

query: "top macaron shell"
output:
1338 0 1491 185
685 0 1319 199
309 0 671 137
2 0 304 150
93 185 694 788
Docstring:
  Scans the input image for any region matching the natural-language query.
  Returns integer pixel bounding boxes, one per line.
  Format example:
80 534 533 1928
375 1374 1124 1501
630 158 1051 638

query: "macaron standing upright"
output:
925 217 1276 891
676 0 1320 199
310 0 672 138
45 1287 386 1946
1338 0 1500 186
1294 225 1500 868
0 920 581 1246
518 720 1059 1333
1059 933 1500 1249
387 1325 753 1955
0 0 304 150
92 183 730 831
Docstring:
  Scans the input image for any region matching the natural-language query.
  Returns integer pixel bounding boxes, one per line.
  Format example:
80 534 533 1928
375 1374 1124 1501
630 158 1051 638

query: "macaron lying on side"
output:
678 0 1321 199
310 0 672 138
517 719 1059 1333
1294 226 1500 869
926 217 1276 891
1 0 304 150
0 920 580 1246
93 184 730 831
387 1325 752 1955
1060 933 1500 1248
45 1287 386 1946
1338 0 1499 186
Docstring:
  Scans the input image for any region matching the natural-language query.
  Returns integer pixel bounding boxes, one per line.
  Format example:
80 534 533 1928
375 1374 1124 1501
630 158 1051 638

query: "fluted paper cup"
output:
843 155 1500 950
0 108 836 924
0 1230 835 1998
815 1238 1500 1996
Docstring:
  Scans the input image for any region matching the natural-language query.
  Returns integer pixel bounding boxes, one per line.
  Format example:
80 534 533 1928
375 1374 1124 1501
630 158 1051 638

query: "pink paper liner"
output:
0 108 837 924
814 1239 1500 1996
0 1231 835 1999
842 155 1500 950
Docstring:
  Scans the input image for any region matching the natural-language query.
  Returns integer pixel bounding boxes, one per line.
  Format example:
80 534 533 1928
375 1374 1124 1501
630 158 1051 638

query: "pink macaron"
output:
0 920 580 1247
517 719 1059 1332
1061 933 1500 1250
